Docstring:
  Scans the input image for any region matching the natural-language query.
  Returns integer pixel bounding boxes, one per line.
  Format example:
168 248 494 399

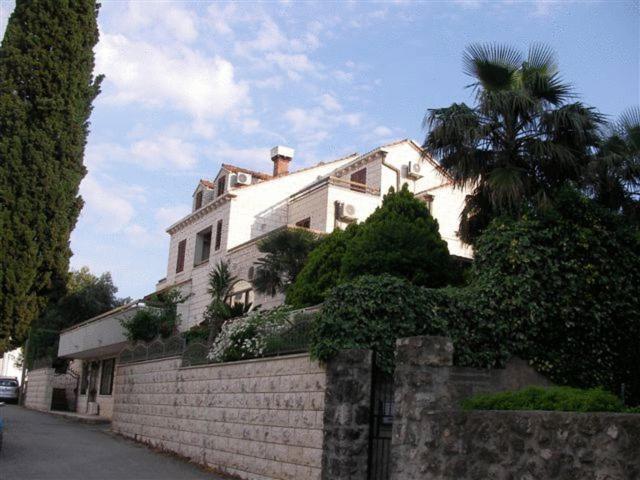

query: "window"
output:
99 358 115 396
248 266 255 280
194 227 212 265
195 190 203 210
295 217 311 229
350 168 367 193
225 280 255 309
215 219 223 251
176 239 186 273
80 362 89 395
217 176 226 196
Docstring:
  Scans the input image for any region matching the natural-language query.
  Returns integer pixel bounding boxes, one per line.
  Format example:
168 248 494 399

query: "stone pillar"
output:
321 349 373 480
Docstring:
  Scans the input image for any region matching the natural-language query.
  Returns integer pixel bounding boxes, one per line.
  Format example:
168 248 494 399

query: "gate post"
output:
321 349 373 480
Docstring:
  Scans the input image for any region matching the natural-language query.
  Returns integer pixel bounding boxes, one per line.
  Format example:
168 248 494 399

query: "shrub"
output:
461 386 626 413
121 289 187 342
207 306 299 362
309 275 447 373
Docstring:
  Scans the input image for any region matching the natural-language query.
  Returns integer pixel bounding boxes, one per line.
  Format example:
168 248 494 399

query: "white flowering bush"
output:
207 306 293 362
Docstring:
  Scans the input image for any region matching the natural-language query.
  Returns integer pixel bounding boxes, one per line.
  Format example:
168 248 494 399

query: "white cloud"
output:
96 32 248 120
79 175 137 233
320 93 342 111
130 136 198 170
155 205 191 229
117 1 198 43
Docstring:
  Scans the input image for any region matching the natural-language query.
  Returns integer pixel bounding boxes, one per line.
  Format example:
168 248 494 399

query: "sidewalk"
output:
45 409 111 425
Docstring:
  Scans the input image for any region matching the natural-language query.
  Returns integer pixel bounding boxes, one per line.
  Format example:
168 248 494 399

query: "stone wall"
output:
321 349 372 480
24 367 54 411
390 336 640 479
112 353 327 480
394 410 640 479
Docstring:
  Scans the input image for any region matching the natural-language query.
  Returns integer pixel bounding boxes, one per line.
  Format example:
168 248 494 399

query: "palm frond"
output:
526 42 558 72
463 43 522 91
487 166 527 209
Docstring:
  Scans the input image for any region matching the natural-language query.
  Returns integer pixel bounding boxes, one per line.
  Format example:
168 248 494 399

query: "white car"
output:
0 377 19 404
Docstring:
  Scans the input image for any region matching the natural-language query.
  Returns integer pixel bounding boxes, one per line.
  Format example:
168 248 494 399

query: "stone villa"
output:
55 139 471 418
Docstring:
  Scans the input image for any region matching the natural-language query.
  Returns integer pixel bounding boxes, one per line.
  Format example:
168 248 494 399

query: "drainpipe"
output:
381 153 401 192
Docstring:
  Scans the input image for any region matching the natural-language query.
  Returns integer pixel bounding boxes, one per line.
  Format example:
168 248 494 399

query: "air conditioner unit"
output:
407 161 423 179
236 172 252 185
335 201 357 222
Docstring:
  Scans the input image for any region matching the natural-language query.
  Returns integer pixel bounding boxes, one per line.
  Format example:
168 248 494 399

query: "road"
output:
0 405 223 480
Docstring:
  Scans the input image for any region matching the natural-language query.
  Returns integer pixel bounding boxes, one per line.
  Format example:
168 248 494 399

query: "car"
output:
0 377 19 404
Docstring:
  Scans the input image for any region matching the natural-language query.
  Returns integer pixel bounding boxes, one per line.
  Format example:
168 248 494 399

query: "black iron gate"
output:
367 361 394 480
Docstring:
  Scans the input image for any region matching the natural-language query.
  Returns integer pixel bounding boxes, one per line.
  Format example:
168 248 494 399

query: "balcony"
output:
58 302 142 359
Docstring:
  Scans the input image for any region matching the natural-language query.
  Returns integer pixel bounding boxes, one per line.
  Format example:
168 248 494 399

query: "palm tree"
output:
205 261 236 343
587 107 640 216
424 43 603 243
252 228 319 296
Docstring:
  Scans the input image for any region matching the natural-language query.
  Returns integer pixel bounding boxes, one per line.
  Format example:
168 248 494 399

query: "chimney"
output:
271 146 294 177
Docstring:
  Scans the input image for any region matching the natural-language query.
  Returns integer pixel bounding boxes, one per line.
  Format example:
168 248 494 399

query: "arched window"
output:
225 280 255 309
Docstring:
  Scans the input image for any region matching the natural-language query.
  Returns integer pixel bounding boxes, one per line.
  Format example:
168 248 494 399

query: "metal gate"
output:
367 361 394 480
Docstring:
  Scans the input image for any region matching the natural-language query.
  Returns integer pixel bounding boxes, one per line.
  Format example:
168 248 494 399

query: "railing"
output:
118 335 186 364
118 305 321 367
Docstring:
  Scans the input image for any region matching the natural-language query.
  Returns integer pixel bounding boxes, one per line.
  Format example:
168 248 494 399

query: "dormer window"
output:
350 168 367 193
195 190 203 210
217 176 226 196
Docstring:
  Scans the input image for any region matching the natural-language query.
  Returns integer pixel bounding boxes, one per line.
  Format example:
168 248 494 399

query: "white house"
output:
56 138 471 417
157 139 472 330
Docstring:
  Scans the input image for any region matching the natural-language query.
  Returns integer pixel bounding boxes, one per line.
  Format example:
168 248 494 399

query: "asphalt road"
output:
0 405 223 480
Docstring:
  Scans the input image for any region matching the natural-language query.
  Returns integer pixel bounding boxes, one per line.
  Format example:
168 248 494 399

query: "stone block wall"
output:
390 335 640 479
392 410 640 479
321 349 373 480
112 353 327 480
24 367 54 411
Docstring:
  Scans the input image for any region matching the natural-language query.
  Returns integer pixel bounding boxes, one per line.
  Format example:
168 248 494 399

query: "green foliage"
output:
286 224 359 308
311 190 640 405
253 228 320 297
424 43 603 242
203 261 239 343
287 187 456 307
309 275 447 373
121 289 187 343
0 0 103 352
27 267 125 365
341 185 453 287
461 386 626 413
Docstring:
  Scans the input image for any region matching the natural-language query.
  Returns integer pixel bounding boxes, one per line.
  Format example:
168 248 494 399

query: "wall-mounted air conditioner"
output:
335 201 357 222
407 161 423 179
236 172 252 185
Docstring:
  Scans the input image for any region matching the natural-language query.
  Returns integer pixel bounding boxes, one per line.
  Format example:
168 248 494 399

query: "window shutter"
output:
176 239 186 273
217 176 226 196
195 191 203 210
215 219 223 250
350 168 367 193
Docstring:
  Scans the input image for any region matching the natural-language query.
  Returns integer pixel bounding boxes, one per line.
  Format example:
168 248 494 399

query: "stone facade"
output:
321 349 373 480
24 367 54 411
393 410 640 479
390 336 640 480
112 353 327 480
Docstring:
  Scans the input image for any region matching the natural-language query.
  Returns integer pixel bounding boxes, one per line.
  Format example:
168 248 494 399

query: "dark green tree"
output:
287 186 455 307
587 106 640 218
0 0 103 353
286 224 360 308
252 228 320 297
424 43 602 243
341 185 453 287
28 267 126 364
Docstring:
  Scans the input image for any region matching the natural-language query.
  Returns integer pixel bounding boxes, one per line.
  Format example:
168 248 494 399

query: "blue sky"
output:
0 0 638 300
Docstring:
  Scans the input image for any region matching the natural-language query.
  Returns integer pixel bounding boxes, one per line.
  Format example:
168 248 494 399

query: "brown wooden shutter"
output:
215 220 223 250
350 168 367 193
176 239 186 273
217 176 226 196
195 191 203 210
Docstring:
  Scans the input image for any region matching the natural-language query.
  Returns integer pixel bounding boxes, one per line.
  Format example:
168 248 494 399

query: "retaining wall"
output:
390 336 640 479
112 354 328 480
24 367 54 411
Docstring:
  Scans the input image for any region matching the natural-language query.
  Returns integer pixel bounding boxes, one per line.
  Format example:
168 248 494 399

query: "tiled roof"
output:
199 179 215 189
221 164 273 180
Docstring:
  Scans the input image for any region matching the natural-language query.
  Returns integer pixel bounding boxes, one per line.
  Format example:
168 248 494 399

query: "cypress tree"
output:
0 0 103 353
